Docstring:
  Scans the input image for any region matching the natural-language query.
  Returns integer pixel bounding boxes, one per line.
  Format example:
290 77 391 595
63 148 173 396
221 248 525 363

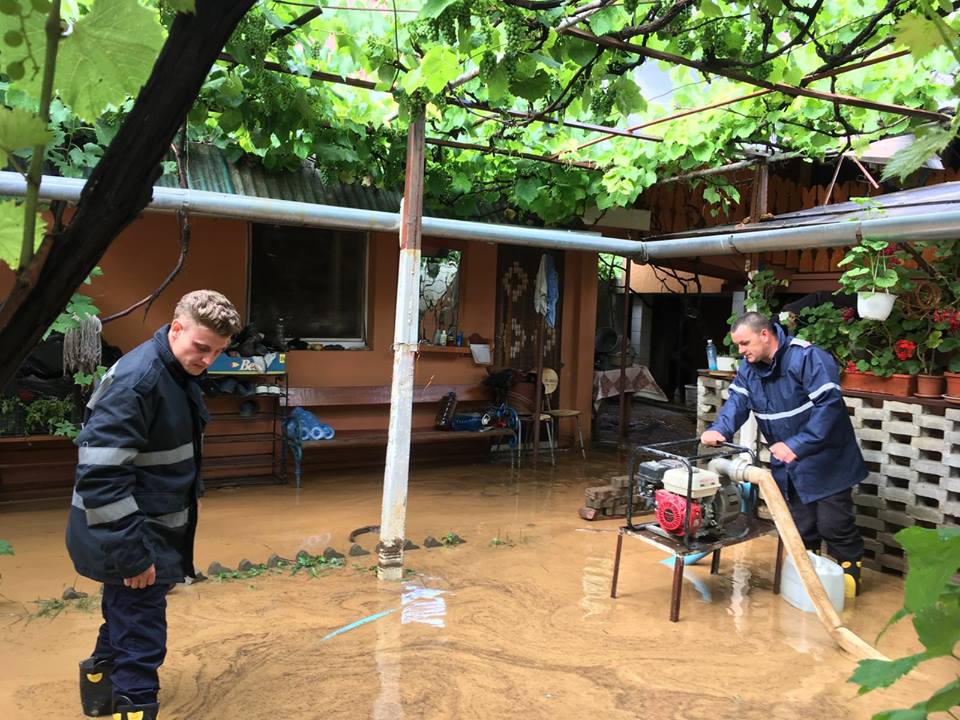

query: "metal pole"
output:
618 257 631 444
378 111 425 581
532 312 545 467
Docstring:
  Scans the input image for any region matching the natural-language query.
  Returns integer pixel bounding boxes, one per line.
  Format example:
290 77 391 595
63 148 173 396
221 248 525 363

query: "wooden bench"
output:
282 384 515 486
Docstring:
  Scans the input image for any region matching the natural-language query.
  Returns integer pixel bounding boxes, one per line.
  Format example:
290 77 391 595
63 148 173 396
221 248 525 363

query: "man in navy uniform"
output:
68 290 241 719
700 312 867 598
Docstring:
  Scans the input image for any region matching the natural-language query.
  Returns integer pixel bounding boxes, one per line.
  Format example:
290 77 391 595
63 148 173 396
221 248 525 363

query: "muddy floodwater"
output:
1 452 953 718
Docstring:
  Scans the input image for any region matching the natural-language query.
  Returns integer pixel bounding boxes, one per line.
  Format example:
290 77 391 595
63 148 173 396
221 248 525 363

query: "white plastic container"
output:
780 551 845 614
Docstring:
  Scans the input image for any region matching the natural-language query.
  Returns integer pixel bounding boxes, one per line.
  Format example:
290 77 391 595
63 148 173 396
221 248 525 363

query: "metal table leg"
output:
610 530 624 598
670 555 684 622
710 549 722 575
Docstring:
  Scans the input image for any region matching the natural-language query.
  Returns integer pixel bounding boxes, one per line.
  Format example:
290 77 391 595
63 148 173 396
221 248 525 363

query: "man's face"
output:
168 317 231 375
731 325 774 365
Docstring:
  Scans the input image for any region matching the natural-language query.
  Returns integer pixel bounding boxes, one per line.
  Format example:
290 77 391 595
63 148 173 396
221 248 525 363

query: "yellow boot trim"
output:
86 672 103 683
112 713 145 720
843 573 857 599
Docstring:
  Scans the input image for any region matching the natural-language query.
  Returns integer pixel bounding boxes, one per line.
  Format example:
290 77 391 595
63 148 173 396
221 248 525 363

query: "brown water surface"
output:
0 453 951 718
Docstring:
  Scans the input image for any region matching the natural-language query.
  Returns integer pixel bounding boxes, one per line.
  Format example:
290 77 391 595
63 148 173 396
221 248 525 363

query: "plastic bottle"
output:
706 339 718 371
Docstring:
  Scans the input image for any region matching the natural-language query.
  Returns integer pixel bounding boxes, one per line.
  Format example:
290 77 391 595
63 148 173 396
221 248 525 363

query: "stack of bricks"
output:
580 474 645 520
698 373 958 575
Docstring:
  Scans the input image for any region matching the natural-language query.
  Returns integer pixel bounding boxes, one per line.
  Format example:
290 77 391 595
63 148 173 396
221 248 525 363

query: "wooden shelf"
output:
418 345 471 355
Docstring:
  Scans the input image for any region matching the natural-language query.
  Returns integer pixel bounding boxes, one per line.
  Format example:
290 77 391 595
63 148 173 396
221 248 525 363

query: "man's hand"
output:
769 442 798 464
124 564 156 589
700 430 726 446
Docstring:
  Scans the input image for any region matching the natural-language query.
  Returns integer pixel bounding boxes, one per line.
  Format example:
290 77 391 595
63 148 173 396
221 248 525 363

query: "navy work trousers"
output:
91 582 171 705
787 483 864 563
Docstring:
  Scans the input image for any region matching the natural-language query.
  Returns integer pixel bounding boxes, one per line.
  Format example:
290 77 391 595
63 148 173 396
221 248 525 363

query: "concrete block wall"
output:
697 374 959 575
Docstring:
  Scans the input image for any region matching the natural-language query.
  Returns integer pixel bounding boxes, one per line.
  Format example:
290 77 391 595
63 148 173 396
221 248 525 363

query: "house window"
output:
419 248 461 344
248 224 367 345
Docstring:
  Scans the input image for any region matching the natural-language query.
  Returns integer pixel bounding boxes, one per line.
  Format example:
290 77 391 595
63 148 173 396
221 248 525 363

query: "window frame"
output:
246 223 370 348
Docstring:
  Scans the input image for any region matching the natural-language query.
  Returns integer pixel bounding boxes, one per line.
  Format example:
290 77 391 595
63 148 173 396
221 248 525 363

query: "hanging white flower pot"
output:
857 291 897 321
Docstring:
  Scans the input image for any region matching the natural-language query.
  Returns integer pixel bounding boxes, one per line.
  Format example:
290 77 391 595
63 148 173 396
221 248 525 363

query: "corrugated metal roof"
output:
155 142 404 213
646 181 960 241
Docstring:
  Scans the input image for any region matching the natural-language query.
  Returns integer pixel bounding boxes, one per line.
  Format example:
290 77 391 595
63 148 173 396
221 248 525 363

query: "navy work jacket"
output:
66 325 209 584
708 324 867 504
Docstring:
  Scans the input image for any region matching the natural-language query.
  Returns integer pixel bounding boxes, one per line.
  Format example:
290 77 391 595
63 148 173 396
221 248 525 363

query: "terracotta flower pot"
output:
915 374 945 398
945 372 960 399
841 371 916 397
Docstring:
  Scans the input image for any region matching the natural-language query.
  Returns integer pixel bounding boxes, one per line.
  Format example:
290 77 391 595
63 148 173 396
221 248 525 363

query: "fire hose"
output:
707 456 888 662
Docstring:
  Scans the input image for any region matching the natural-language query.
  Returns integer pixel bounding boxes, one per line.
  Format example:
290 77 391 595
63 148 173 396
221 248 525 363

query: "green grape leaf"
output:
849 653 927 694
926 678 960 712
893 12 950 60
53 0 164 121
419 0 458 20
612 76 646 117
913 597 960 656
0 199 46 270
401 46 460 95
897 527 960 613
486 64 510 103
514 177 541 205
589 7 623 36
0 106 50 166
873 707 930 720
882 126 955 183
165 0 194 12
509 69 551 102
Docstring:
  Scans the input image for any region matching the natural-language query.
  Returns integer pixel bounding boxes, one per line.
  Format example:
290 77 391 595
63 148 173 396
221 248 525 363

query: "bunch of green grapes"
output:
502 7 527 46
623 0 640 15
589 83 614 122
230 12 272 62
407 18 438 48
479 51 497 80
498 52 519 81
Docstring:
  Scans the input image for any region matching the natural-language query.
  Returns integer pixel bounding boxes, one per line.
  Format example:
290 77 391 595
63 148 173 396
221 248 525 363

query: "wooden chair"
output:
541 368 586 460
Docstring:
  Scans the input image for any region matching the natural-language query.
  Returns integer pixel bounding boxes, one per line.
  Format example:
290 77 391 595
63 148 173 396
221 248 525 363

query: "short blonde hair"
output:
174 290 241 337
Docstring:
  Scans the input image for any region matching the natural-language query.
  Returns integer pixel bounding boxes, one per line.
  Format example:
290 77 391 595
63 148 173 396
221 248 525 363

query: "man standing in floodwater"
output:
700 311 867 599
67 290 241 719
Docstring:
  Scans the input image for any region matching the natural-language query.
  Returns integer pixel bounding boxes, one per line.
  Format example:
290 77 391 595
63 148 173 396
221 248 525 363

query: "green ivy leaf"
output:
896 527 960 613
0 106 50 166
850 653 927 694
0 199 45 271
52 0 165 121
893 13 950 60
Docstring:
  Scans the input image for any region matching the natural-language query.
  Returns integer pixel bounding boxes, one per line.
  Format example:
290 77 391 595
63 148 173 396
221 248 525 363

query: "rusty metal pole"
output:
378 111 425 581
618 257 632 444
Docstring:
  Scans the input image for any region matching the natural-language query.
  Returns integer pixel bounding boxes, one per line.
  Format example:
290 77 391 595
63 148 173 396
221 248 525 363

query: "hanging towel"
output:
535 254 560 327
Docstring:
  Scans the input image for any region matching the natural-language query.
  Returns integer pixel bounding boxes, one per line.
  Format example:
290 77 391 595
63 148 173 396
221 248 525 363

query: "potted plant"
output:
0 396 24 437
795 303 854 369
843 316 917 396
837 239 911 321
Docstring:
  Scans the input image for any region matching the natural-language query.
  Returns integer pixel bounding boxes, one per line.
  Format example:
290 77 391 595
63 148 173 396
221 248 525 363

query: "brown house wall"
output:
2 211 596 444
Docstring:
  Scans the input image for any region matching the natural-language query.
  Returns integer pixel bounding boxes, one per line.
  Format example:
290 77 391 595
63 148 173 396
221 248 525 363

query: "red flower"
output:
888 257 902 266
880 245 897 256
845 360 859 373
841 307 856 323
894 339 916 361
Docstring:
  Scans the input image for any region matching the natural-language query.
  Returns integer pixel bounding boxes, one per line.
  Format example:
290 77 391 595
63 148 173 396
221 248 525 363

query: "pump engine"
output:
633 459 742 539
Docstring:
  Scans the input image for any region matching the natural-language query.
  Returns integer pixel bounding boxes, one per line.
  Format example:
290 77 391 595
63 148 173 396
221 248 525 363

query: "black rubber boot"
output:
841 559 862 598
112 696 160 720
79 657 114 717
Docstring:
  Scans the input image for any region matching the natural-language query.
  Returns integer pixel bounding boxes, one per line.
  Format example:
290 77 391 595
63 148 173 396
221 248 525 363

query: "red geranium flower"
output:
841 307 856 323
845 360 859 373
880 245 897 256
894 339 916 360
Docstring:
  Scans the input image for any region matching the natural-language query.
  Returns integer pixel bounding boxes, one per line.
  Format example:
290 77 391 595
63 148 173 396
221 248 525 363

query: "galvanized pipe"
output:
7 172 960 259
0 172 642 255
642 209 960 259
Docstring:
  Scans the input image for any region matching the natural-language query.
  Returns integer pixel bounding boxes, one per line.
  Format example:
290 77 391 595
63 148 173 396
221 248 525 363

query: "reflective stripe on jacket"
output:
66 325 209 584
708 324 867 504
